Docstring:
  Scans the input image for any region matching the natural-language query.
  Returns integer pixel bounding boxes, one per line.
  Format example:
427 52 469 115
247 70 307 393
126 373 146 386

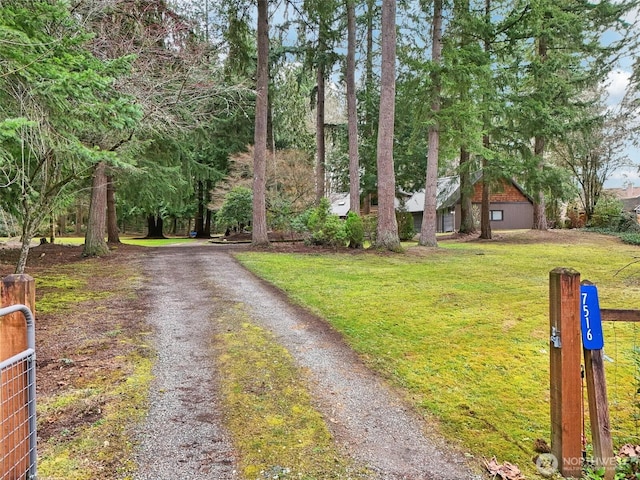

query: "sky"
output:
603 67 640 188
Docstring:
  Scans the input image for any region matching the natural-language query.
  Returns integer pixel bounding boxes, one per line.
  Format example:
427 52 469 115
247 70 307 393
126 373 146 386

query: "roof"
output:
621 196 640 213
608 185 640 200
400 172 483 213
330 174 531 215
329 193 350 217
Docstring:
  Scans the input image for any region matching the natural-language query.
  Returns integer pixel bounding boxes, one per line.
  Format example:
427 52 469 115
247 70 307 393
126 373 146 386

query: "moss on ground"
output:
215 305 367 479
32 255 153 480
37 356 152 480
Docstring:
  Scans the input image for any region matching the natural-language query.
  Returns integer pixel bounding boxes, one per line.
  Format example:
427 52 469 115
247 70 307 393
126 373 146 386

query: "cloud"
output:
604 165 640 188
623 6 640 25
604 69 632 105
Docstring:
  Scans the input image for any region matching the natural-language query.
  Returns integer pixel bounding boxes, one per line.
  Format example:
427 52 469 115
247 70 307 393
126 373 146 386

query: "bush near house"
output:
345 212 364 249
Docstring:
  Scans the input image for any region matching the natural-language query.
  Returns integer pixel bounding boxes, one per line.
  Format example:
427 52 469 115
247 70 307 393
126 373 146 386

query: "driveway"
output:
133 245 481 480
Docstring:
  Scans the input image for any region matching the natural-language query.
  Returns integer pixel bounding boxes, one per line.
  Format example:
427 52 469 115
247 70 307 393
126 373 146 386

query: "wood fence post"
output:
0 274 35 480
549 267 582 478
584 347 614 480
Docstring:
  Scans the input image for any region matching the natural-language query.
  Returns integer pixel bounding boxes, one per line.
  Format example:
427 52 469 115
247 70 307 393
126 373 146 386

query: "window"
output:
490 210 503 221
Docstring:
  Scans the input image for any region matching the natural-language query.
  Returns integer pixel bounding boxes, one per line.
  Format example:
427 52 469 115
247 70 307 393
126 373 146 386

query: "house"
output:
608 184 640 201
404 175 535 232
331 174 535 232
608 184 640 222
620 197 640 221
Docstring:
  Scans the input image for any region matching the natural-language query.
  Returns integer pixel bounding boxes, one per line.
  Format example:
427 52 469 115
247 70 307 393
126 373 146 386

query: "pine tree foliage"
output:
0 0 141 271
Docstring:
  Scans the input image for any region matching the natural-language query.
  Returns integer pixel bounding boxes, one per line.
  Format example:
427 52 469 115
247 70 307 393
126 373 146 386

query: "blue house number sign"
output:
580 284 604 350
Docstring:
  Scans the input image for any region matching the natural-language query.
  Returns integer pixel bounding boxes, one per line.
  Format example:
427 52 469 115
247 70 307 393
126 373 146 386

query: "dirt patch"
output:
216 230 304 243
448 228 613 244
0 243 151 453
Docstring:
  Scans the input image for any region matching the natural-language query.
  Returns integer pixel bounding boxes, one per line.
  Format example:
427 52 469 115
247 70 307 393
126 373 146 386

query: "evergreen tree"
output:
376 0 401 250
252 0 269 246
505 0 636 230
0 0 140 271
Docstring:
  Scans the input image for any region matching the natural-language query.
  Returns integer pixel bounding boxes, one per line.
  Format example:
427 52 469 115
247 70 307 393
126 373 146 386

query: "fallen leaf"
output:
484 457 526 480
619 444 639 457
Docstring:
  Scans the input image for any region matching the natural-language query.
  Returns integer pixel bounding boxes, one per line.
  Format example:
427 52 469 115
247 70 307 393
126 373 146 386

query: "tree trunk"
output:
315 50 326 203
533 134 548 230
204 209 212 238
252 0 269 246
455 0 475 236
195 180 205 237
58 214 66 238
361 0 375 214
16 236 31 275
204 179 212 236
83 162 110 257
106 175 120 244
365 0 375 140
480 148 492 239
75 199 83 236
15 217 37 274
375 0 400 250
533 36 548 231
459 148 476 234
146 215 165 238
419 0 443 247
347 0 360 217
49 216 55 244
479 0 492 240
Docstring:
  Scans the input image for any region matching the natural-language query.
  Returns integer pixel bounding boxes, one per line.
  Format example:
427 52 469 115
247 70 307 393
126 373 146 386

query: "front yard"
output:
236 229 640 476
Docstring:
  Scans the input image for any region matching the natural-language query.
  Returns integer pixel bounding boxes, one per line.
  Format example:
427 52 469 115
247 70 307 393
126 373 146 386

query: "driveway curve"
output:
134 245 481 480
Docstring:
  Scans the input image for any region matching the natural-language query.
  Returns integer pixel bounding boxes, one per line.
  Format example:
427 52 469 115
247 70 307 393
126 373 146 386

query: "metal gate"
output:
0 304 36 480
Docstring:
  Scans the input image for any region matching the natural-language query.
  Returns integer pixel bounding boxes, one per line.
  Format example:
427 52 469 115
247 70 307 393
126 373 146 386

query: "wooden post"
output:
584 348 615 480
0 274 35 480
549 268 582 478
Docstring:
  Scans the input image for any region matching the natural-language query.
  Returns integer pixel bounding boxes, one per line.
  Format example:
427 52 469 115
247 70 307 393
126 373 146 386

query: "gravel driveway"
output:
133 245 481 480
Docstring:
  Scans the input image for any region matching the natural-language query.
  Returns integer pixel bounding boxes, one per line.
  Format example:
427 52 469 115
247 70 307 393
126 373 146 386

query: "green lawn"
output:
236 231 640 475
24 236 197 247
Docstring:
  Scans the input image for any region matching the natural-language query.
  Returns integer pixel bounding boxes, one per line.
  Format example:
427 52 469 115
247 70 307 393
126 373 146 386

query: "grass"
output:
32 236 196 247
214 304 365 479
37 356 153 480
120 237 195 247
36 272 110 314
235 231 640 476
33 258 153 480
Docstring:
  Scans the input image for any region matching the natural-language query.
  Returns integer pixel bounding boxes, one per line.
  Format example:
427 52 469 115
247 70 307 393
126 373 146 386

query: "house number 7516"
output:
580 284 604 350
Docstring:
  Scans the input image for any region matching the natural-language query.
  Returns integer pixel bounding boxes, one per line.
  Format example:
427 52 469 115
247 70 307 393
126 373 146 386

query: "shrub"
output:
309 214 347 247
292 209 312 234
619 232 640 246
396 212 415 241
345 212 364 249
298 198 347 247
590 195 623 229
618 212 640 233
566 204 585 229
268 196 293 232
362 214 377 243
216 186 252 231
